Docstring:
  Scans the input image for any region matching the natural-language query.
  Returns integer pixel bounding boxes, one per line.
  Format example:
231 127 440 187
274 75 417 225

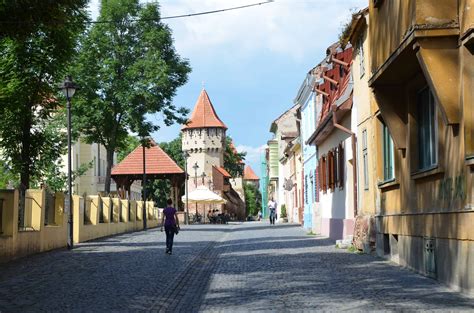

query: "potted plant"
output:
280 204 288 223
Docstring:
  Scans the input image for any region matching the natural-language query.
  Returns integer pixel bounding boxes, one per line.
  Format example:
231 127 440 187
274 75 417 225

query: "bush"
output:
280 204 287 218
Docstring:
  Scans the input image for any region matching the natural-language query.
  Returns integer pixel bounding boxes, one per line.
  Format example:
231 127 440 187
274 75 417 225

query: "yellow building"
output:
347 8 379 251
61 140 141 199
368 0 474 293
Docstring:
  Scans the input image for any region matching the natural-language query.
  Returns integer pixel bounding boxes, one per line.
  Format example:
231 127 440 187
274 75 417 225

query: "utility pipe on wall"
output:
331 105 358 217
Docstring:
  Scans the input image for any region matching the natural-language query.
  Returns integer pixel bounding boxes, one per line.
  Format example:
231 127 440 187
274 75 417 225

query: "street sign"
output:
65 197 70 214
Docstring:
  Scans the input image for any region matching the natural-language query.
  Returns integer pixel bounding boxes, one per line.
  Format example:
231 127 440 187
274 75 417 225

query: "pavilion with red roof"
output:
111 141 184 204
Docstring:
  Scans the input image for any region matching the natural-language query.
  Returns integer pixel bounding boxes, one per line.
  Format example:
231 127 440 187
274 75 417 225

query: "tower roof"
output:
182 89 227 130
243 165 259 181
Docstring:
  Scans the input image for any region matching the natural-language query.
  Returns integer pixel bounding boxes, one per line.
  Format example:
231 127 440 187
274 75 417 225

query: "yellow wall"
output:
370 0 473 236
0 189 67 263
378 212 474 241
353 12 378 218
369 0 458 76
0 189 159 263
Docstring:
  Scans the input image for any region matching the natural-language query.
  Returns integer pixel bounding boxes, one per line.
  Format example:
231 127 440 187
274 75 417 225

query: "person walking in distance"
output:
160 199 180 255
268 198 277 225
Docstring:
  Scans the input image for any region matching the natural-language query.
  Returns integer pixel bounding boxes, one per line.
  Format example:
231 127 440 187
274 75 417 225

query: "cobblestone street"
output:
0 222 473 312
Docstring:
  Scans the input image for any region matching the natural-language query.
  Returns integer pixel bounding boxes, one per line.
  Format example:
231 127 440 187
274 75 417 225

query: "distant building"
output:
181 89 245 220
243 165 260 188
348 8 377 251
268 104 300 222
62 141 142 199
294 66 323 231
306 43 355 240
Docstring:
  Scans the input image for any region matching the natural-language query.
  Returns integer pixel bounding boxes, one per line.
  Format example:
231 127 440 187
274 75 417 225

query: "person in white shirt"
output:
268 198 277 225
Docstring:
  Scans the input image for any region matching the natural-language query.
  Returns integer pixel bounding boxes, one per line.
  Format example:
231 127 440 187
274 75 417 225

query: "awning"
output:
182 186 227 204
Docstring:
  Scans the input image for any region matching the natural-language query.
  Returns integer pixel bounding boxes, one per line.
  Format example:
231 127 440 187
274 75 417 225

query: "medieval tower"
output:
181 89 227 190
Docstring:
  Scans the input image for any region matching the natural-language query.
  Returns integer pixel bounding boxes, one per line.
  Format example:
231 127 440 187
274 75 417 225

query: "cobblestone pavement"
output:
0 222 473 312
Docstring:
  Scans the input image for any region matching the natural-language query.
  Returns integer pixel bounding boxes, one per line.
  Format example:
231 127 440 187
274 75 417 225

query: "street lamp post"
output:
183 150 190 225
192 162 199 216
192 162 199 187
59 76 78 250
142 137 147 231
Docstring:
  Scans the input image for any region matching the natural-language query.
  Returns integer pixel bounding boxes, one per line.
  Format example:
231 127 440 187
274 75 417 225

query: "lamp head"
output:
59 75 78 100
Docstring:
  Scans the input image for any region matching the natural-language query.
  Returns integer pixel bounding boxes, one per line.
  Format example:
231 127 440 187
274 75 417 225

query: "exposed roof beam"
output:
323 75 338 85
314 88 329 97
331 57 349 67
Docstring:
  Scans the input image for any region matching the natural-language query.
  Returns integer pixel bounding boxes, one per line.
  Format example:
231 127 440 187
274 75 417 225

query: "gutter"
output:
331 104 358 217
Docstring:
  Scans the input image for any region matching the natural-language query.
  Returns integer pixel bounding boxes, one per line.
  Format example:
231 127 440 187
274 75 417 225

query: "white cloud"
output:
88 0 367 62
236 144 267 173
160 0 367 62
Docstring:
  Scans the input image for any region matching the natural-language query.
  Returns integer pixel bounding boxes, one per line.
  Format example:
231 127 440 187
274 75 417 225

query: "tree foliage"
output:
0 1 88 189
145 135 184 207
244 182 261 216
71 0 191 193
117 135 141 163
224 136 246 177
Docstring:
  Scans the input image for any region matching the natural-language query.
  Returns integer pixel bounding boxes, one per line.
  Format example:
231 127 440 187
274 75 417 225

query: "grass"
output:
347 244 364 254
306 230 317 236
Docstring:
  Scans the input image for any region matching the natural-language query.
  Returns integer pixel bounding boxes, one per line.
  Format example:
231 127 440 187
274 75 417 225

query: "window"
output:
417 87 437 170
304 175 308 204
339 64 345 78
382 121 395 181
373 0 384 8
320 156 327 193
309 171 314 202
359 38 365 78
333 148 339 187
362 130 369 189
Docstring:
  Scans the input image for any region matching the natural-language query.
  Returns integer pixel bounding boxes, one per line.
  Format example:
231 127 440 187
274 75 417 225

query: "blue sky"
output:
88 0 367 174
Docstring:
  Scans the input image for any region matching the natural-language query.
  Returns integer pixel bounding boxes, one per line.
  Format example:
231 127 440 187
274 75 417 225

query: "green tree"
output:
0 161 17 189
0 2 88 189
117 135 141 162
224 136 246 177
145 135 184 207
0 1 88 40
72 0 191 193
244 182 262 216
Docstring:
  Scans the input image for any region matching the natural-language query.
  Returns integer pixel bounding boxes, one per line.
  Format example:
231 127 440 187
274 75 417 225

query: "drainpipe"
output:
331 105 357 217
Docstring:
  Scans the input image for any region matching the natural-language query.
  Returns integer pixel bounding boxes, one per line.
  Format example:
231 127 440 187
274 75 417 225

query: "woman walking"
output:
160 199 180 255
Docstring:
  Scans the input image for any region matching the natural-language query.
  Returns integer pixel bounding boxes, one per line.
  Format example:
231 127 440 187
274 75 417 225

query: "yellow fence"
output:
0 189 160 263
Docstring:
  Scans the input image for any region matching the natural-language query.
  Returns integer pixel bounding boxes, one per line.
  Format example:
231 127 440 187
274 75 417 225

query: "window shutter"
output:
328 151 334 190
315 168 319 202
321 157 327 193
334 148 339 187
338 143 344 188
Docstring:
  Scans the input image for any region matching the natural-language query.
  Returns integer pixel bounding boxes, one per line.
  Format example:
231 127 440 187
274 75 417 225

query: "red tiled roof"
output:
182 89 227 130
112 142 183 176
244 165 259 181
214 166 231 178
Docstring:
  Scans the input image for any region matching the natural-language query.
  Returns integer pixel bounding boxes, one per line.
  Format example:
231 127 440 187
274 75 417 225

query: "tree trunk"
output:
104 148 115 194
20 112 32 189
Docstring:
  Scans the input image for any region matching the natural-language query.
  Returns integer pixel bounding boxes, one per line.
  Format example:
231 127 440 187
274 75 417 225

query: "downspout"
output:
331 104 358 217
